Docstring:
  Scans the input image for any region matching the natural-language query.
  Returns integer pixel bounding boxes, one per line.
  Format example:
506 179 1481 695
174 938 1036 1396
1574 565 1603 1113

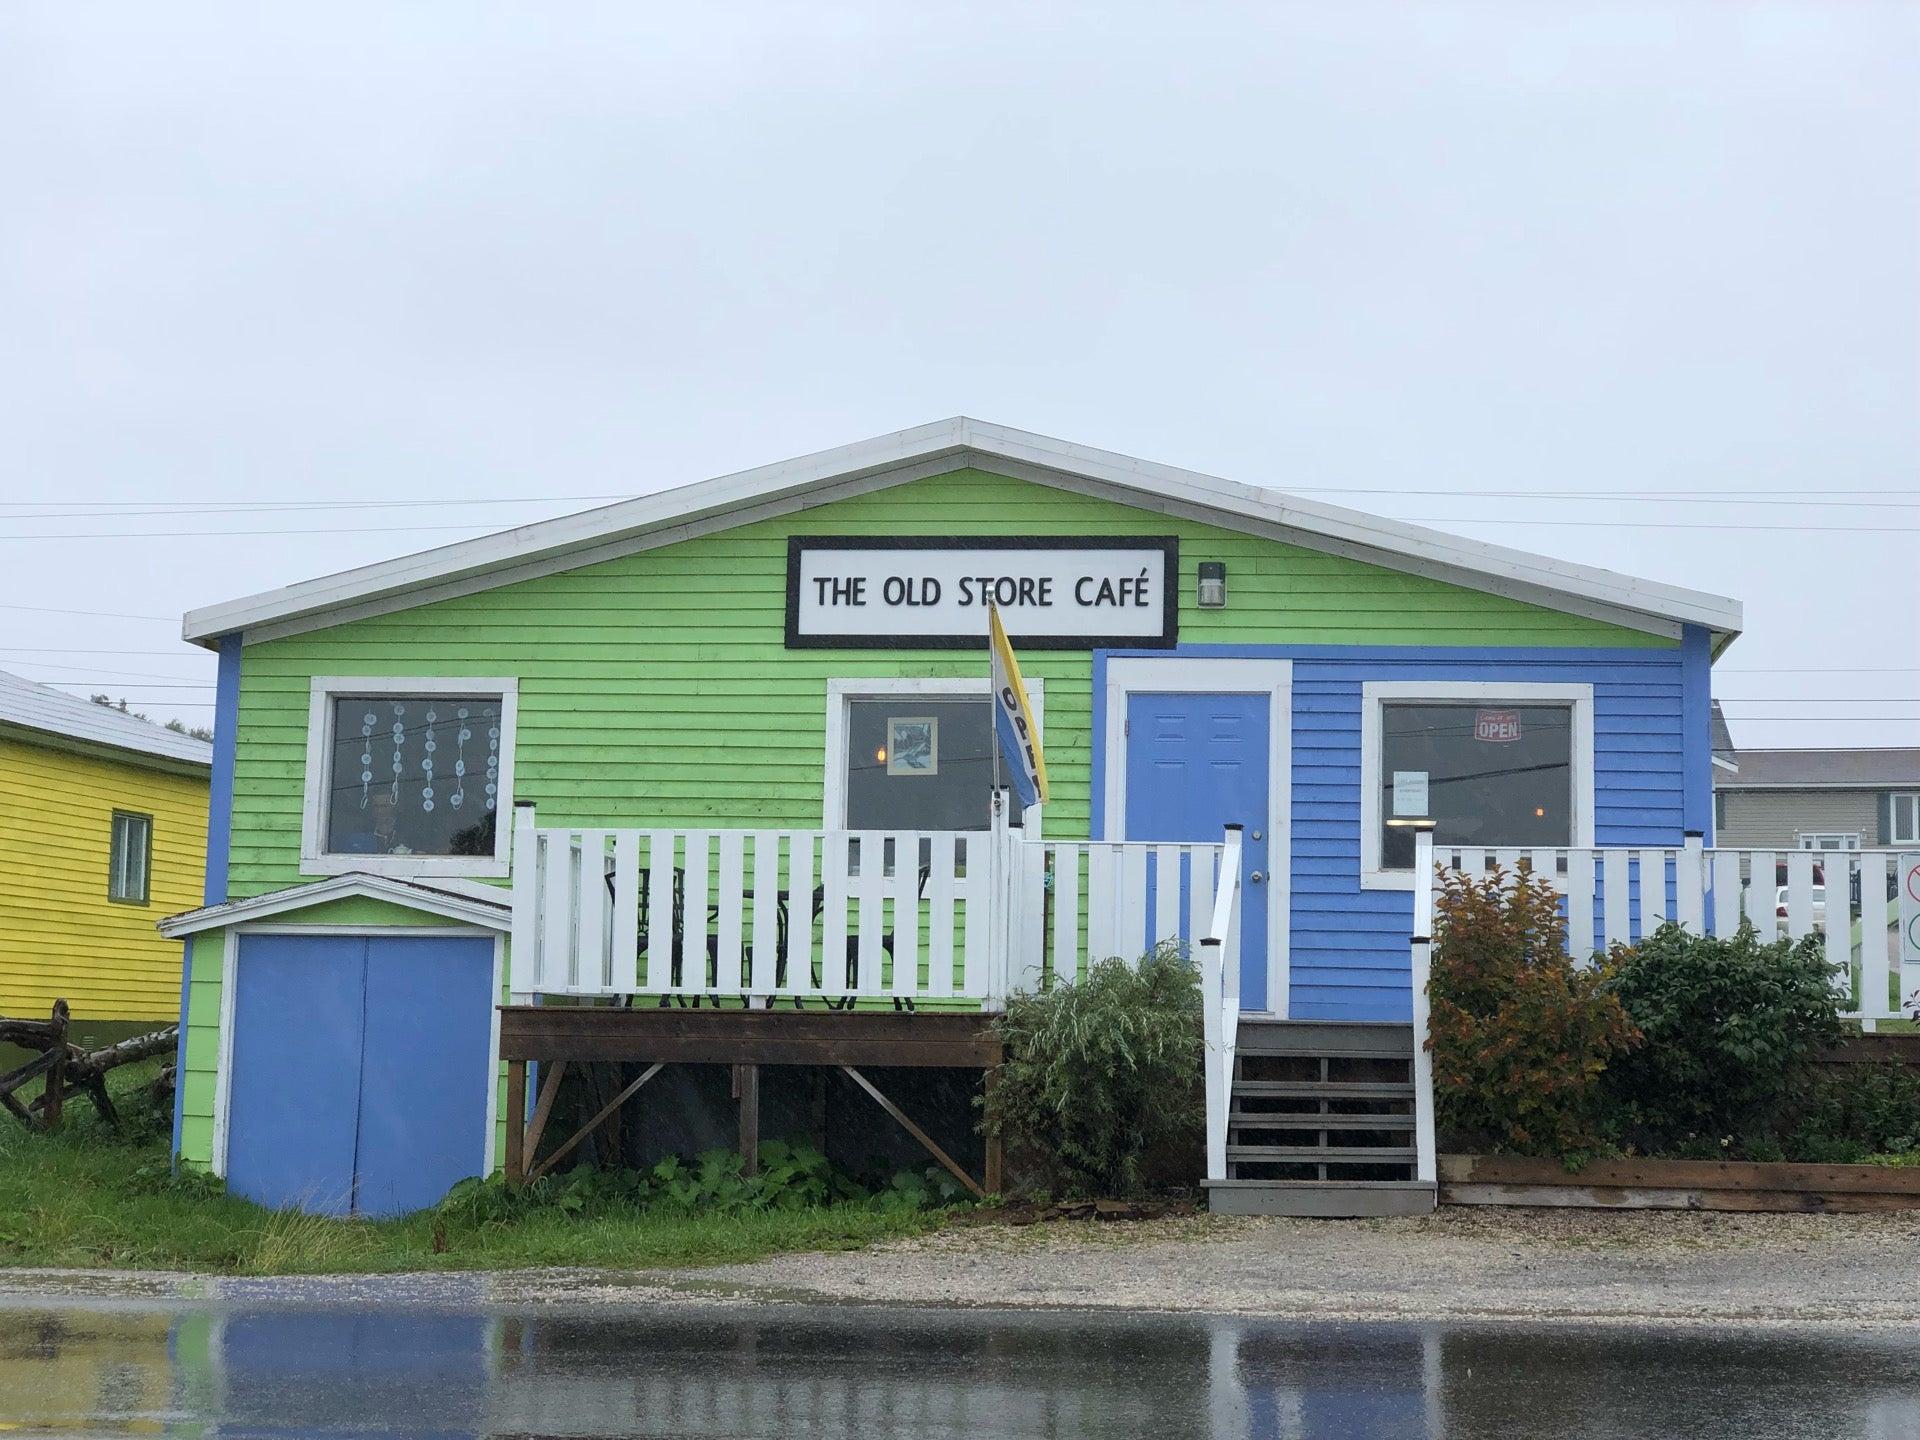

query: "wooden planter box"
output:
1439 1153 1920 1214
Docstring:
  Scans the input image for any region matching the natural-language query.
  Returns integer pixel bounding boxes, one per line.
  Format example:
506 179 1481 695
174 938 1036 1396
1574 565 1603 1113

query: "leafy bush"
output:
1786 1063 1920 1163
1427 863 1640 1159
979 944 1202 1197
1601 922 1844 1150
435 1141 957 1228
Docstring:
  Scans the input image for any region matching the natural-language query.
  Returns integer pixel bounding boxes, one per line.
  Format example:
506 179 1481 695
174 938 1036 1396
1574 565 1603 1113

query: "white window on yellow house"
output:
108 810 152 904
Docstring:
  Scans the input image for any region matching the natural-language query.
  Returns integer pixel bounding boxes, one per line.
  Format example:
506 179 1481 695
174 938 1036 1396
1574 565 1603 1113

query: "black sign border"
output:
784 535 1181 650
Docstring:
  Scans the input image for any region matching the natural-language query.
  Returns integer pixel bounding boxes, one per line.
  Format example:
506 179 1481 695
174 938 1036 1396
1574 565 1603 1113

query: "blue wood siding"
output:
1287 649 1689 1021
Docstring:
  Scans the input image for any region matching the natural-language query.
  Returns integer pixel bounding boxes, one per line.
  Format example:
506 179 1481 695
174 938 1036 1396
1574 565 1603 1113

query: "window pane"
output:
1380 702 1572 869
845 698 998 831
326 696 501 857
130 817 149 899
109 813 150 901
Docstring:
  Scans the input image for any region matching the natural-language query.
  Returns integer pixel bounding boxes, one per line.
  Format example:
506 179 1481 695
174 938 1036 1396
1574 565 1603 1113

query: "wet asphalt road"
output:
0 1277 1916 1438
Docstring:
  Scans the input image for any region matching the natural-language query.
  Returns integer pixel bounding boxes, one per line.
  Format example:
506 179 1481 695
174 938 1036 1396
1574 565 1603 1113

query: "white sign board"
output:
786 537 1178 649
1391 770 1430 819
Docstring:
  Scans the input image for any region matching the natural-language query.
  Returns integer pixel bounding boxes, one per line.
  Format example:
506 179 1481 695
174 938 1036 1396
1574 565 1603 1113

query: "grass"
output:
0 1064 948 1276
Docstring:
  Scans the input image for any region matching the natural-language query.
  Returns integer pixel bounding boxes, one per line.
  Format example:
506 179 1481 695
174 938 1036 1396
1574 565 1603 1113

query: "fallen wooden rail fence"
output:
1439 1153 1920 1214
0 999 178 1131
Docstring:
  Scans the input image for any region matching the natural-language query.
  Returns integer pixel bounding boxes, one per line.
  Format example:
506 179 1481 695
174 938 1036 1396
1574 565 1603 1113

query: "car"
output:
1775 884 1827 937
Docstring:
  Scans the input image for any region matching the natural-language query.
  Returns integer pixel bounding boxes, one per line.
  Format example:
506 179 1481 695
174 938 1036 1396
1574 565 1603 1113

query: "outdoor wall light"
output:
1197 561 1227 608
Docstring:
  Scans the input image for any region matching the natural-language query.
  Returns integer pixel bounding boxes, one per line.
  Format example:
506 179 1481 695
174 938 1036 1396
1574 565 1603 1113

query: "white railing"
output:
1200 826 1244 1184
1028 838 1237 990
510 808 1000 1004
509 805 1238 1007
1409 830 1438 1186
1424 840 1916 1027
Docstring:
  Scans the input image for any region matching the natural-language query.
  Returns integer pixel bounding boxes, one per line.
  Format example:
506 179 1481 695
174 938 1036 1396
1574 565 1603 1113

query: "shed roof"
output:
0 668 212 769
1717 748 1920 790
180 418 1743 651
158 872 512 938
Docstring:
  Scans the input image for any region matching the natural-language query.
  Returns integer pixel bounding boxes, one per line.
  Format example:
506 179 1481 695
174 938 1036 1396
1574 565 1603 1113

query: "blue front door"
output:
226 932 495 1217
1125 692 1273 1011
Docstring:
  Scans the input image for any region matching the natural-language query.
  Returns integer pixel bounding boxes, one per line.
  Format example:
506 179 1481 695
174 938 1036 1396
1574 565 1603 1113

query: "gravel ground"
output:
2 1209 1914 1326
679 1208 1920 1326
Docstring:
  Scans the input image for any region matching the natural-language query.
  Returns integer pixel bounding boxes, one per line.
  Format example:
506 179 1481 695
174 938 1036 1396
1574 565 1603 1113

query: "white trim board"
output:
182 418 1742 648
1358 680 1596 892
297 676 519 880
161 871 513 938
822 676 1045 832
1102 657 1292 1018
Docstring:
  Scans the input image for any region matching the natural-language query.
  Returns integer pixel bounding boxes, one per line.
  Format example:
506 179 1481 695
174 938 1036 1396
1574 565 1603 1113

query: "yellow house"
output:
0 669 210 1027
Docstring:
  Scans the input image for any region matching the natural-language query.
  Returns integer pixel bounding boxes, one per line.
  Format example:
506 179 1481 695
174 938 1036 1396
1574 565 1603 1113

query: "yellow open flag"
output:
988 603 1049 808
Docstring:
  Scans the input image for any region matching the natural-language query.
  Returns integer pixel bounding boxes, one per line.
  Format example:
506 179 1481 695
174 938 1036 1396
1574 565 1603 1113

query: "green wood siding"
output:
179 466 1671 1170
225 468 1664 898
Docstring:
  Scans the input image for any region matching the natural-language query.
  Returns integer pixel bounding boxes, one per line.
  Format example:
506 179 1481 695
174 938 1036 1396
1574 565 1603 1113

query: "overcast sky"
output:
1 3 1915 748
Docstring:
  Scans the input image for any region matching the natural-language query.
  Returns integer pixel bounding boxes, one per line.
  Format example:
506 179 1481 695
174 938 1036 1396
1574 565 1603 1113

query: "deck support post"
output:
504 1060 527 1181
522 1060 569 1176
530 1062 664 1182
735 1063 760 1176
840 1064 986 1200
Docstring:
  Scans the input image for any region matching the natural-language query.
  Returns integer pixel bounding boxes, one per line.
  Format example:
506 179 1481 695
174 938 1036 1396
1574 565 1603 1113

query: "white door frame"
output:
1102 658 1292 1017
214 924 504 1179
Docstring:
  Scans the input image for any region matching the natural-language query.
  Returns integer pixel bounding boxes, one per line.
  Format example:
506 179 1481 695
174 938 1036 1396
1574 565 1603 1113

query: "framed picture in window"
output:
886 716 939 776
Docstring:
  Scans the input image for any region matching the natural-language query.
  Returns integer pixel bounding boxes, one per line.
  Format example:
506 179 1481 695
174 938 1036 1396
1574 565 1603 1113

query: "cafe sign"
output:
785 536 1179 649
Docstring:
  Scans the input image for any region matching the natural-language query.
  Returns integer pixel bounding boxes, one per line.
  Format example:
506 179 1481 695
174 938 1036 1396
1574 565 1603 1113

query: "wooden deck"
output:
499 1005 1002 1067
498 1005 1004 1193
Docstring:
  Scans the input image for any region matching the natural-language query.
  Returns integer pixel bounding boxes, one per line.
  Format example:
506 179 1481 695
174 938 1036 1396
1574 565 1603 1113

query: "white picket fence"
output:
1424 840 1914 1026
1198 828 1244 1184
507 805 1234 1005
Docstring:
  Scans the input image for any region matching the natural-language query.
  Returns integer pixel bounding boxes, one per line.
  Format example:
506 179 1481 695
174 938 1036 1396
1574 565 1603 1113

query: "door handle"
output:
1249 871 1265 884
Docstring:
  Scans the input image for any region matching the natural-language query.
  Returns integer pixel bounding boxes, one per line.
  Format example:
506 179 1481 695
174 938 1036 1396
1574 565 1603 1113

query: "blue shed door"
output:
355 936 497 1217
225 934 366 1216
1124 692 1273 1011
225 932 494 1218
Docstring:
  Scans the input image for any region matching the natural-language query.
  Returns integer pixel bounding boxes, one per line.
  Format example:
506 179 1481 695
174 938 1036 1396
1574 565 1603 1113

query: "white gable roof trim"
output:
157 872 512 938
182 418 1743 649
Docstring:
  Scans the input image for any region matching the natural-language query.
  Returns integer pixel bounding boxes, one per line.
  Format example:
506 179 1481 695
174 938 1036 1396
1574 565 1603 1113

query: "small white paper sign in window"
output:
1391 770 1430 818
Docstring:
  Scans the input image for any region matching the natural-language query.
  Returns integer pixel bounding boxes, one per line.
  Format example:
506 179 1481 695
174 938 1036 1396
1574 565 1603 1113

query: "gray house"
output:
1714 737 1920 851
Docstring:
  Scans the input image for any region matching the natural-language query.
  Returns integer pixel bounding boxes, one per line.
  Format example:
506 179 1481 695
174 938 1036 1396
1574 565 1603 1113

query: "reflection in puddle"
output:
0 1295 1915 1438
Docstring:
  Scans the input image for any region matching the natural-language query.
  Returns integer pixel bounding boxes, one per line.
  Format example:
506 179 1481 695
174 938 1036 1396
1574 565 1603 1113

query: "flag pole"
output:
988 604 1004 820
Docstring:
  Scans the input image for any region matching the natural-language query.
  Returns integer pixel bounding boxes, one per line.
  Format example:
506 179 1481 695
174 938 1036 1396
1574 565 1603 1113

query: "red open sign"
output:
1475 709 1522 743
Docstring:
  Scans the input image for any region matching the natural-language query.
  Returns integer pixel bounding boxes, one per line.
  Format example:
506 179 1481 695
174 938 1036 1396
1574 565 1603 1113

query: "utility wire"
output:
4 517 1918 540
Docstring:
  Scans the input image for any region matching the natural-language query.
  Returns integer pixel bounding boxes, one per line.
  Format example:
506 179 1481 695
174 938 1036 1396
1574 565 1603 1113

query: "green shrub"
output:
434 1141 950 1228
1787 1063 1920 1163
1601 922 1844 1149
979 943 1202 1197
1427 863 1640 1159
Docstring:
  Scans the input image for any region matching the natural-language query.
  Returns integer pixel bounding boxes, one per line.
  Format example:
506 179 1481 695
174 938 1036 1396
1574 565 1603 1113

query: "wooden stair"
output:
1203 1019 1436 1218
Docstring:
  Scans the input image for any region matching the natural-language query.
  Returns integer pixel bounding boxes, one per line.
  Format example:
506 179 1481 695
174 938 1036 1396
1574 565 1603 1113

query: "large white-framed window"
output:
823 677 1044 832
1360 680 1595 891
1889 793 1920 847
299 676 519 878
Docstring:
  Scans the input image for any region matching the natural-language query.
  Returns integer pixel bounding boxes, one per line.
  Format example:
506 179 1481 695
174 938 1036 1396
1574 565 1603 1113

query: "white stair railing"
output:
1200 825 1244 1184
1409 829 1438 1187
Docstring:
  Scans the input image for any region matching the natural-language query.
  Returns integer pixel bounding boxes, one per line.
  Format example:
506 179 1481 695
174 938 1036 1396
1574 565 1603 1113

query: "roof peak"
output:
181 418 1742 650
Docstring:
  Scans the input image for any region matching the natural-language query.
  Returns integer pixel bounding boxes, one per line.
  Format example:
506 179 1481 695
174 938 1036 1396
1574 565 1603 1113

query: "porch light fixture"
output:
1197 561 1227 608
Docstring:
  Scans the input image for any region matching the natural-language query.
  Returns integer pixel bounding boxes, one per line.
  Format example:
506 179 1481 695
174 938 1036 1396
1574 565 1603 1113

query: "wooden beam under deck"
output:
498 1006 1003 1070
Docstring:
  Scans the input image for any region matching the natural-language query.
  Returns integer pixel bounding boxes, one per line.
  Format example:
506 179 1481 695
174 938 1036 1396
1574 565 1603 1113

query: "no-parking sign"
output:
1901 856 1920 1002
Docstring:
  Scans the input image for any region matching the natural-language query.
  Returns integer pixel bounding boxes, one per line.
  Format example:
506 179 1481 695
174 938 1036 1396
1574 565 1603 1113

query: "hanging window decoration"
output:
326 694 504 858
484 706 500 812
